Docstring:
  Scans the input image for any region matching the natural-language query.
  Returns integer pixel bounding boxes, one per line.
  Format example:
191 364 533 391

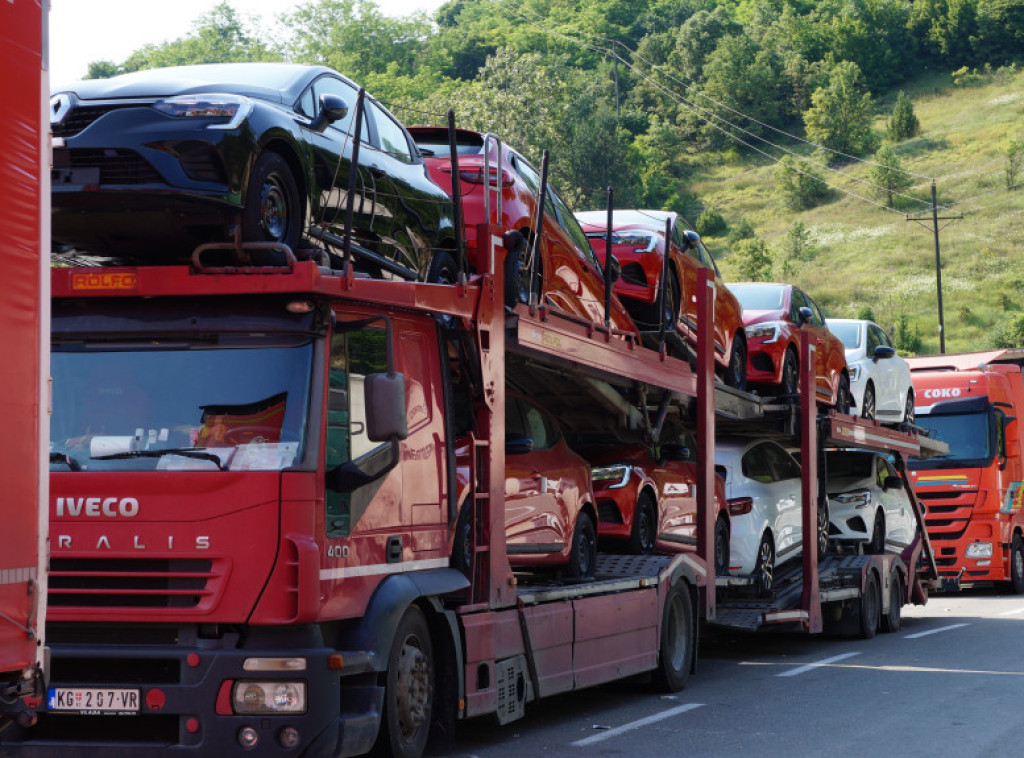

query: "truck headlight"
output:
232 681 306 714
591 464 632 489
746 322 781 343
965 542 993 559
832 489 871 508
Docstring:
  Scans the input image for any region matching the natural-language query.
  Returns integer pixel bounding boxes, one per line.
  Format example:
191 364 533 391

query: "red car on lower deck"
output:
575 209 747 389
728 282 851 412
408 126 637 332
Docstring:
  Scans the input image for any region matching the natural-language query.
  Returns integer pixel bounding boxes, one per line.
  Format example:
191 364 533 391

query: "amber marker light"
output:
327 654 344 670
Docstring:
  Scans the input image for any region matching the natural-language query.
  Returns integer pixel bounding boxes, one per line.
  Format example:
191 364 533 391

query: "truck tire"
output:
653 581 693 692
376 605 434 758
1008 534 1024 595
858 570 880 639
880 569 903 633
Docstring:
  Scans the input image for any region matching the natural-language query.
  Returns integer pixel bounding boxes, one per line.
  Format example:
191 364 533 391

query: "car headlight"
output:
153 94 253 130
232 681 306 714
832 489 871 508
746 322 781 343
591 464 632 489
965 542 993 559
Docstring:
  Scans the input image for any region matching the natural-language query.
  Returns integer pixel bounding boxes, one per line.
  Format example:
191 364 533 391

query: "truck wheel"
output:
653 581 693 692
377 606 434 758
714 515 730 576
880 569 903 633
566 511 597 580
1008 534 1024 594
858 571 880 639
628 492 657 556
241 151 301 251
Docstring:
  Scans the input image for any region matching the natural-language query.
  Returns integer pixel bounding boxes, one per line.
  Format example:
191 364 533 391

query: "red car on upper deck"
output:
408 127 637 332
575 209 747 390
728 282 851 412
586 425 731 574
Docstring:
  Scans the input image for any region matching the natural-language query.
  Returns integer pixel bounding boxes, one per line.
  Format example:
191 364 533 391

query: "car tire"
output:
867 510 885 555
723 332 747 392
754 531 775 595
241 151 302 251
817 499 830 562
565 511 597 580
376 605 434 758
628 492 658 556
861 382 876 421
836 372 852 415
781 349 799 398
426 250 459 284
714 515 730 576
652 581 693 693
1007 534 1024 595
503 230 530 307
452 502 472 576
880 568 903 633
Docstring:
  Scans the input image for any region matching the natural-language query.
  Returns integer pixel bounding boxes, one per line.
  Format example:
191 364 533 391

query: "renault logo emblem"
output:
50 93 74 126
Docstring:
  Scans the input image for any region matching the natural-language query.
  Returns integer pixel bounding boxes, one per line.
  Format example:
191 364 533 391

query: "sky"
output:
49 0 447 87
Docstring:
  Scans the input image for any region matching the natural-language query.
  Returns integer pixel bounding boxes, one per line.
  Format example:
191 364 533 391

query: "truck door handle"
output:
386 535 402 563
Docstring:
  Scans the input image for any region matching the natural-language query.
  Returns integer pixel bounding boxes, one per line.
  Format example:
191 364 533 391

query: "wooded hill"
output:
81 0 1024 354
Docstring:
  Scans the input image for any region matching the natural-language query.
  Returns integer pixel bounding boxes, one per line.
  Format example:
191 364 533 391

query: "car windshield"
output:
826 452 874 479
828 322 862 349
409 128 484 158
730 284 786 311
913 409 993 464
50 338 314 472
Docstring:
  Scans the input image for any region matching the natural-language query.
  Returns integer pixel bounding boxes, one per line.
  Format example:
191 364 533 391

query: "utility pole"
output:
906 180 962 354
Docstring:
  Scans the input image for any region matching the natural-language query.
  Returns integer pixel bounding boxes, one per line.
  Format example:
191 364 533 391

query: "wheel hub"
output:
395 639 430 738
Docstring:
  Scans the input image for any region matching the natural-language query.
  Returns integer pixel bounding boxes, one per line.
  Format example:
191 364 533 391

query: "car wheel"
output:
754 532 775 595
653 581 693 693
817 499 830 561
858 570 881 639
426 250 459 284
1007 534 1024 595
241 151 301 251
566 511 597 580
714 515 730 576
503 230 530 307
903 391 916 427
880 568 903 633
861 382 876 421
867 510 885 555
836 372 852 415
724 332 747 392
628 492 658 556
781 349 799 398
376 605 434 758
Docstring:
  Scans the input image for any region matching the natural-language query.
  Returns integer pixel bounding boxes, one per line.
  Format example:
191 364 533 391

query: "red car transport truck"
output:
0 0 49 731
907 350 1024 591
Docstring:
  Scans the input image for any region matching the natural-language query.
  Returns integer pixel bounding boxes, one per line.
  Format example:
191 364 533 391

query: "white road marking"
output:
776 652 861 678
904 623 970 639
998 608 1024 616
570 703 704 747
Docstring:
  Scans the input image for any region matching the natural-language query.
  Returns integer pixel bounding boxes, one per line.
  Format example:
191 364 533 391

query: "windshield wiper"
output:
50 451 82 471
92 448 226 470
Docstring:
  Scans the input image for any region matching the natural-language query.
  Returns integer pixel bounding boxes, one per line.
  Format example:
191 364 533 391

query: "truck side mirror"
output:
365 372 408 442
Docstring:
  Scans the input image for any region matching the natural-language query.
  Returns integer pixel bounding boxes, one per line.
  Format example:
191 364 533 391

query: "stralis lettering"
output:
55 497 139 518
55 535 210 550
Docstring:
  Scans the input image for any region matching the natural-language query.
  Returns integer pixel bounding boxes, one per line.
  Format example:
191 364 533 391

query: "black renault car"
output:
50 63 456 278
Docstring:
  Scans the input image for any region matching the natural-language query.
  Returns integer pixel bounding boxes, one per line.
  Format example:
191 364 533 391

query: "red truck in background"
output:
906 350 1024 591
0 0 49 731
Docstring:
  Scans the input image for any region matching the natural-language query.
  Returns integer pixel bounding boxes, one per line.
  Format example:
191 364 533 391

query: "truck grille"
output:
49 558 216 609
53 103 142 138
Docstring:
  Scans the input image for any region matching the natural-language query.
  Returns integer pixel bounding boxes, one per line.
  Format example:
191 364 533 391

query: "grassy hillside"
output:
693 66 1024 356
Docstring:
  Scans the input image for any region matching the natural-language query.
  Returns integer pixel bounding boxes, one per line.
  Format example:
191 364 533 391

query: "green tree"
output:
803 61 878 160
732 237 772 281
992 313 1024 348
696 206 727 236
870 143 914 208
1006 137 1024 189
727 218 756 246
774 154 830 210
887 91 920 141
784 221 816 262
85 60 120 80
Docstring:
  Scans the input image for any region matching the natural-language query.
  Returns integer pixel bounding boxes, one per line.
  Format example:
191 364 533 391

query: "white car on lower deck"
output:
826 450 917 554
826 319 914 425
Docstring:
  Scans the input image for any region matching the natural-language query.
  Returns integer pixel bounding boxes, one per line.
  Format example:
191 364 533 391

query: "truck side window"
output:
326 327 388 538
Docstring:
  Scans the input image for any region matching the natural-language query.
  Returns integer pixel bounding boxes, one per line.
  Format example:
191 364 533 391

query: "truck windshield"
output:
911 409 993 467
50 337 314 472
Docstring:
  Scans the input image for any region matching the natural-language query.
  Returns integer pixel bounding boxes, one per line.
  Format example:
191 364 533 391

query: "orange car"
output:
408 127 637 331
586 426 731 574
576 209 747 389
452 392 598 578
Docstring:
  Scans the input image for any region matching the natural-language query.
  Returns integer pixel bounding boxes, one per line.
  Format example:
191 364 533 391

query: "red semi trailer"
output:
0 0 49 732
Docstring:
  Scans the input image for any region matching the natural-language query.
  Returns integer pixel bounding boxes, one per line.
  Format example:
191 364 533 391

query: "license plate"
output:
48 687 140 715
51 166 100 188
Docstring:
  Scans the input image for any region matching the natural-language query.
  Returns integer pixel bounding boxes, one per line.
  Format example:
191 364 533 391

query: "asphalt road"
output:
440 588 1024 758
